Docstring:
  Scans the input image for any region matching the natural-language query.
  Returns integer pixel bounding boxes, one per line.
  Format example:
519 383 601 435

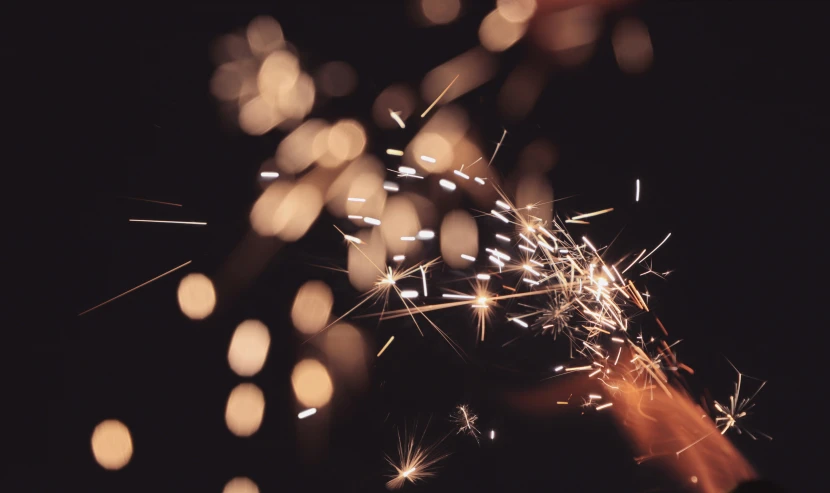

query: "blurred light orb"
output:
327 119 367 162
238 96 283 135
291 359 334 408
91 419 133 470
224 477 260 493
225 383 265 437
177 273 216 320
479 9 528 52
291 281 334 335
273 182 324 241
372 84 415 129
612 17 653 74
228 320 271 377
246 16 284 56
276 119 329 174
250 180 293 236
497 0 536 23
421 0 461 25
440 210 479 269
348 227 387 292
323 323 368 385
258 50 300 98
316 61 358 97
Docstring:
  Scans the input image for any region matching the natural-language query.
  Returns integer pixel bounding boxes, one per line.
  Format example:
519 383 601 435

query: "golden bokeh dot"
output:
225 383 265 437
440 210 479 269
91 419 133 470
291 359 334 408
479 9 528 52
327 119 367 162
497 0 537 23
177 273 216 320
273 182 324 241
224 477 260 493
316 61 358 97
421 0 461 25
258 50 300 98
228 320 271 377
291 281 334 335
238 96 283 135
246 15 284 56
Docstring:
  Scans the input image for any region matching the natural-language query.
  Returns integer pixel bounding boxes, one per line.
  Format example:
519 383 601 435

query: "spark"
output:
635 179 640 201
377 336 395 357
393 255 406 261
639 232 672 264
451 405 481 442
476 274 490 280
389 109 406 128
488 129 507 167
420 155 436 163
454 170 470 179
417 229 435 239
421 74 459 118
118 196 182 207
387 149 404 156
596 402 613 411
461 254 476 261
420 265 428 296
474 177 486 185
79 260 192 316
348 197 367 202
260 171 280 178
385 423 448 490
298 408 317 419
129 219 207 225
568 208 614 222
383 181 400 192
712 361 772 440
490 430 495 440
439 179 456 191
364 217 382 226
399 166 416 175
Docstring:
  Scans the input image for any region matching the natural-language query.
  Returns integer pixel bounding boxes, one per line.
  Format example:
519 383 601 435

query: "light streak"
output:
439 179 456 191
129 219 207 225
377 336 395 357
118 196 182 207
78 260 192 316
260 171 279 178
383 181 400 192
421 74 459 118
389 109 406 128
298 408 317 419
386 149 404 156
636 179 640 201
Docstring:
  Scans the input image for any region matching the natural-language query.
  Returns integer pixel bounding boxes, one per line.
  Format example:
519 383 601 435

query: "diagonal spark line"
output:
129 219 207 225
118 196 182 207
639 232 671 264
621 249 646 274
421 74 459 118
568 208 614 222
365 284 579 320
79 260 192 316
488 129 507 167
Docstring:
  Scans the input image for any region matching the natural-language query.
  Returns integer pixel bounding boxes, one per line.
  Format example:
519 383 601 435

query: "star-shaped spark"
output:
713 361 772 441
385 423 448 490
450 404 480 443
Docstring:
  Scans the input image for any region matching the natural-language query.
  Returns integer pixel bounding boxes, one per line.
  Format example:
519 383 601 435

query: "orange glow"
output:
225 383 266 437
291 281 334 335
421 0 461 25
177 273 216 320
228 320 271 376
224 477 260 493
91 419 133 470
291 359 334 408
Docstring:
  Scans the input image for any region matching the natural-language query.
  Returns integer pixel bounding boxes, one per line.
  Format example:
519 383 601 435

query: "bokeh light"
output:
177 273 216 320
380 195 422 256
246 16 285 56
440 210 479 269
372 84 416 129
224 477 260 493
347 227 387 292
291 359 334 408
91 419 133 470
291 281 334 335
497 0 537 23
322 322 369 387
420 0 462 25
612 17 653 74
479 9 528 52
228 319 271 377
316 61 358 97
225 383 265 437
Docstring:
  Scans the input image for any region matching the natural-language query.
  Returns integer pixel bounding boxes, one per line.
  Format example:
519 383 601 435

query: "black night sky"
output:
49 1 826 492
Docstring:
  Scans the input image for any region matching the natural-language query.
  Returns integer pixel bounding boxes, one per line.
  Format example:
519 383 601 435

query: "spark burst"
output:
385 423 449 490
713 362 772 441
450 404 480 443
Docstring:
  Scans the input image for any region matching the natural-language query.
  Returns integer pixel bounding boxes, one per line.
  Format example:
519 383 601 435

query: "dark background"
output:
50 1 825 492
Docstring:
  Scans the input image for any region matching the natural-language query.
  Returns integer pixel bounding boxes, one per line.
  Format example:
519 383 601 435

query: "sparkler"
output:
385 422 449 490
450 405 480 443
712 361 772 441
